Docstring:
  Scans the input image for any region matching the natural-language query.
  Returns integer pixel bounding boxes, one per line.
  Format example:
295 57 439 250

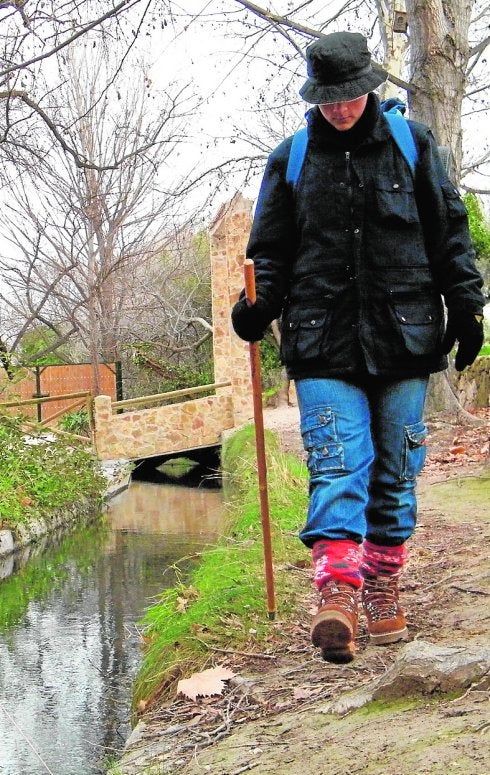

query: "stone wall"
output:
209 192 255 426
94 393 235 461
94 193 255 460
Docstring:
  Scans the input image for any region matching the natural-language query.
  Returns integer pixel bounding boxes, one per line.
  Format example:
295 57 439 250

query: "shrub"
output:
59 408 90 436
0 415 105 527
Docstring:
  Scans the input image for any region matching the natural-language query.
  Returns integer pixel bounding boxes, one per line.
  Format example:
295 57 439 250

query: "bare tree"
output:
0 0 159 171
0 45 204 392
119 228 214 396
406 0 472 180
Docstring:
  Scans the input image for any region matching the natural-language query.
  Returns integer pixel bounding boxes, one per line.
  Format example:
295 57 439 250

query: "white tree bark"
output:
405 0 473 179
376 0 409 101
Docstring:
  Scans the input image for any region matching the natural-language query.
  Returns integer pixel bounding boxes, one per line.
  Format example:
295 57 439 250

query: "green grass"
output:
133 424 309 710
0 414 106 528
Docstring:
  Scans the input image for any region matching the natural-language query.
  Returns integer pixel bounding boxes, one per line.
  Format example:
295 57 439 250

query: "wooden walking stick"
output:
243 258 276 620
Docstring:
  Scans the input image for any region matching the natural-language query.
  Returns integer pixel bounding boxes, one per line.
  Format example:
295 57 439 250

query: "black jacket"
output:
246 97 485 380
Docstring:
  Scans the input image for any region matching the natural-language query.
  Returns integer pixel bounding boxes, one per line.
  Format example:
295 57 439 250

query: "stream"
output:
0 472 225 775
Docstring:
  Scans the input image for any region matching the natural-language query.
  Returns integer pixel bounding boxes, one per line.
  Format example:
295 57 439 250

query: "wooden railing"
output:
0 380 234 450
0 391 94 446
110 381 232 412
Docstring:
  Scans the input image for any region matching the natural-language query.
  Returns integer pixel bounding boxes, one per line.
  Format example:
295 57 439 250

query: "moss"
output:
353 696 421 717
421 475 490 524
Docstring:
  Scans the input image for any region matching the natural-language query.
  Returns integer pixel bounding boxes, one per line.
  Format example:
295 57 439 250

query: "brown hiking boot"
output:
362 575 409 644
311 579 358 663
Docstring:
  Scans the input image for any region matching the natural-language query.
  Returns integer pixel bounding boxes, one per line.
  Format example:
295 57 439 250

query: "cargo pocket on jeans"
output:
300 408 345 475
401 421 427 481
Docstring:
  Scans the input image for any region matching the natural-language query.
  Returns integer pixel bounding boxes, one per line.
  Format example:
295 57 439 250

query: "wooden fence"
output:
0 363 120 423
0 391 95 445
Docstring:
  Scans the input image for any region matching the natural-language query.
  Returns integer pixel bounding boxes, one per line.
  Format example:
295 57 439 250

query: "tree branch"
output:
232 0 413 93
0 90 110 169
0 0 138 80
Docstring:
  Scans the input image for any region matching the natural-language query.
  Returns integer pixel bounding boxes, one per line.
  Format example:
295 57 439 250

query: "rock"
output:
321 640 490 715
0 529 15 558
101 458 132 500
123 721 148 749
0 552 14 579
323 689 374 715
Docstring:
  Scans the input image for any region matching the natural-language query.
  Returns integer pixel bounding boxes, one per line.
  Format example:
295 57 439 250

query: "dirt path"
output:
116 407 490 775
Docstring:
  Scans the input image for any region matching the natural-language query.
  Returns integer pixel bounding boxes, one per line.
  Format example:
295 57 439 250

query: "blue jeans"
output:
296 376 428 548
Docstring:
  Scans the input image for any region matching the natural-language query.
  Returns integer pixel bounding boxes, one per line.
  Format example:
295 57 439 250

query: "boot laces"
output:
320 580 357 614
363 575 399 621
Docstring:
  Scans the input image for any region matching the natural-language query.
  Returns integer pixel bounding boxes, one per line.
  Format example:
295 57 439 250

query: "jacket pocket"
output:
393 302 442 356
441 181 467 219
374 179 418 225
280 311 330 362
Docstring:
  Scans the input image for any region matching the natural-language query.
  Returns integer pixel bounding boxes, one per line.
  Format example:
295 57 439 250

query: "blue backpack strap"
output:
286 107 418 184
286 127 308 189
381 104 418 176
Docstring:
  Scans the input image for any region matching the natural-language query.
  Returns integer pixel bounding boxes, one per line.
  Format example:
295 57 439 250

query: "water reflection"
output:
109 480 224 536
0 479 225 775
132 453 222 490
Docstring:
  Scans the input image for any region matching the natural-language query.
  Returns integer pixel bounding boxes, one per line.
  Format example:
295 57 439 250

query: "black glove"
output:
231 295 270 342
441 310 484 371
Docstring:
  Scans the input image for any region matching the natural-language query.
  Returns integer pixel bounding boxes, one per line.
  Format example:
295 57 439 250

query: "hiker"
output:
231 31 485 663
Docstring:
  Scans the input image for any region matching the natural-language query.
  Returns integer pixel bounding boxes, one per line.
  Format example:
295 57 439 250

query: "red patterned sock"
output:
312 539 362 590
360 540 408 578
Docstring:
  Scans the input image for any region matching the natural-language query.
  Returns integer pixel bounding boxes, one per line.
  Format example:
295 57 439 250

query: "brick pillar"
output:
209 193 254 426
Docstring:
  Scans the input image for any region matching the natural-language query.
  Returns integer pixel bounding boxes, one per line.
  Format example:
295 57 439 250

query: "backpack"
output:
285 99 450 189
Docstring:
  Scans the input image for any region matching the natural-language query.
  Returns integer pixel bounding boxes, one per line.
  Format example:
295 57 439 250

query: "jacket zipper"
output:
345 150 362 338
345 151 353 212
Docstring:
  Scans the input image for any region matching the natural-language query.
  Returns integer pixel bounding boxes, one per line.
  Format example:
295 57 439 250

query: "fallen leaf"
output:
274 700 292 710
176 596 188 613
203 707 221 720
177 666 235 701
449 446 466 455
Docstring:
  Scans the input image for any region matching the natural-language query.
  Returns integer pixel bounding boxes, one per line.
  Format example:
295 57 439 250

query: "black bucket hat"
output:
299 31 387 104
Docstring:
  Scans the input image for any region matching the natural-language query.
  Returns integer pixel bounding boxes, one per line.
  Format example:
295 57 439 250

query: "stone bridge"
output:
93 194 255 462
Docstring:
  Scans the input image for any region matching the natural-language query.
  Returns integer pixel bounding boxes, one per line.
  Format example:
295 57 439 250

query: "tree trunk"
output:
425 371 484 425
404 1 478 423
405 0 472 180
